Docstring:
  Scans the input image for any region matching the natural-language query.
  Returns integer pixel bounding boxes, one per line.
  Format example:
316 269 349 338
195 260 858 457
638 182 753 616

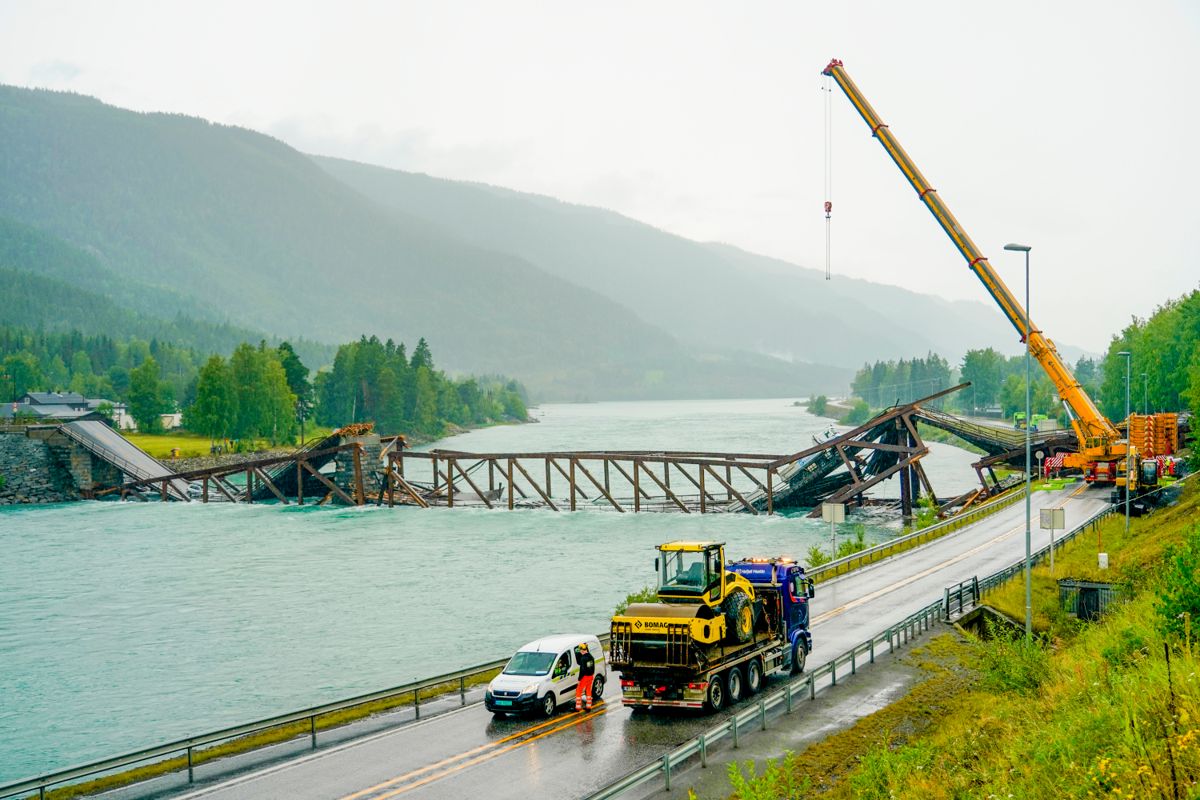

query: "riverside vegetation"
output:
698 478 1200 800
0 324 528 445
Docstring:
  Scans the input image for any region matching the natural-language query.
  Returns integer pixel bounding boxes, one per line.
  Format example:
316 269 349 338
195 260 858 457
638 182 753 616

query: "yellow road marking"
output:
812 488 1088 626
349 705 612 800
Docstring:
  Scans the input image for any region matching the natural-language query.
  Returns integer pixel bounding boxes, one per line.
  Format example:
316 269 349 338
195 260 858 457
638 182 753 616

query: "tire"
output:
704 673 726 712
746 658 764 694
591 674 606 701
722 589 754 644
540 692 557 718
790 640 808 675
725 665 745 703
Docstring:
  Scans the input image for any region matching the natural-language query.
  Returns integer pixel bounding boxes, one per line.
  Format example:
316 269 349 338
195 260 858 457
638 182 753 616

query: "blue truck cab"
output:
727 557 815 674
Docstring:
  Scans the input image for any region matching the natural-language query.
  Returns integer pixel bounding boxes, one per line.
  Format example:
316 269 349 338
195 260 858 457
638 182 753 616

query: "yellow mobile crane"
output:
821 58 1163 495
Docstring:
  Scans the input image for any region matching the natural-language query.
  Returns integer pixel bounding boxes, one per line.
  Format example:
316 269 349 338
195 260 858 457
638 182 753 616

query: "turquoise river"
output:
0 398 978 782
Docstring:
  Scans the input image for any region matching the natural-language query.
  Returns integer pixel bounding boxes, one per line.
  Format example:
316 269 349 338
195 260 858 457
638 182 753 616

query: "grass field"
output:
121 428 336 460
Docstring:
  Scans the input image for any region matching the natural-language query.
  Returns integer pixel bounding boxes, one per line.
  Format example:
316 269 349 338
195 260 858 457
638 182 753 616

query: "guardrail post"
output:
699 733 708 767
187 746 194 783
40 788 46 800
732 714 740 748
851 648 856 675
869 637 875 663
663 754 671 791
760 699 767 730
889 628 895 653
311 715 317 749
460 676 466 705
831 661 837 686
972 575 980 606
808 673 815 700
785 683 793 713
414 688 420 720
944 587 950 620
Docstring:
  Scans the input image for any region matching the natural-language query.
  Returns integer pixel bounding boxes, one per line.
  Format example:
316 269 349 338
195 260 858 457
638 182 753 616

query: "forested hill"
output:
0 84 851 400
314 156 1042 367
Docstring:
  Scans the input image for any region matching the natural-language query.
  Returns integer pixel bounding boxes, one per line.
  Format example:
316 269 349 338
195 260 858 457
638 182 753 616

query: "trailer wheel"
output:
722 589 754 644
790 640 808 675
746 658 764 694
704 674 726 712
726 665 745 703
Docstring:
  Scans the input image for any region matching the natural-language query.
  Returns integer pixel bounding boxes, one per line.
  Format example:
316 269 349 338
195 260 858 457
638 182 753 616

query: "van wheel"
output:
591 675 606 700
790 640 807 674
704 674 725 712
746 659 764 694
540 692 556 718
725 665 745 703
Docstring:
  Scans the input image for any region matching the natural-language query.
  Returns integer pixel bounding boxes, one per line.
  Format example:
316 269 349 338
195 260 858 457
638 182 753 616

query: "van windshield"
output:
503 651 557 676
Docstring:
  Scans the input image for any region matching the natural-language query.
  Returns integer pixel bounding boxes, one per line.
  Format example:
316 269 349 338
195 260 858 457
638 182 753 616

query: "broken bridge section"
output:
388 386 967 518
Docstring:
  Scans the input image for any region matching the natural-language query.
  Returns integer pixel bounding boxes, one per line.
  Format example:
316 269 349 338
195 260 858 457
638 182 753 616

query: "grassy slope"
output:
707 479 1200 799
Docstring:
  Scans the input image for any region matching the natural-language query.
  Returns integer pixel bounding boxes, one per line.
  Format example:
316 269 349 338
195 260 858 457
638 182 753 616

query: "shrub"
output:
806 544 832 568
836 525 867 559
614 585 657 616
806 394 828 415
721 752 811 800
976 622 1050 695
844 398 872 425
1156 523 1200 641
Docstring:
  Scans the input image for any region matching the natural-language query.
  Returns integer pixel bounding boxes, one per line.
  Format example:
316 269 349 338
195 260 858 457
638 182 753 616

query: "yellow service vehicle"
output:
610 542 814 712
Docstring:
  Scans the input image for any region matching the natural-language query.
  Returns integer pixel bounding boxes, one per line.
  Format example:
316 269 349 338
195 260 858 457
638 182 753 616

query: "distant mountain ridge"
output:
0 83 1081 401
314 157 1052 366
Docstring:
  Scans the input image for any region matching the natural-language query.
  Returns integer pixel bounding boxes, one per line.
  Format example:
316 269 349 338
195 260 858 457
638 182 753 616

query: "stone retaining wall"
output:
0 431 80 505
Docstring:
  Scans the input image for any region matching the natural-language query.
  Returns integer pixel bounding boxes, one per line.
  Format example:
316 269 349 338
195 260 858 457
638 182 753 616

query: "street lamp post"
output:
1142 372 1149 415
1119 351 1132 537
1004 242 1033 641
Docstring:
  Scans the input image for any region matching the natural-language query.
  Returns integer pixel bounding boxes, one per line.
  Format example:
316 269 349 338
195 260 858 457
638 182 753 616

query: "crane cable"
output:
823 72 833 280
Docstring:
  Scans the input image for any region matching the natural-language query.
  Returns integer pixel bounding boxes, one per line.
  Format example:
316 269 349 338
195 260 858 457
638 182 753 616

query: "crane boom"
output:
821 59 1122 460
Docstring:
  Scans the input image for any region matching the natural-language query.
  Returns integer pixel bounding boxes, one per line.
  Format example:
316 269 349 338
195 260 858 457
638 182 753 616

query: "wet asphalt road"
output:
145 484 1108 800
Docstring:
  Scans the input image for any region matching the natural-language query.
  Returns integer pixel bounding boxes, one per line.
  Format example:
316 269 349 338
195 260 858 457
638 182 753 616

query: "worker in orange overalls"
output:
574 643 596 711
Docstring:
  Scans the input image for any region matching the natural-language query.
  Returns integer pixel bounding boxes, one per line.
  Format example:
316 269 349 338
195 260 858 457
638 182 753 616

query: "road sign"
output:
1040 508 1065 530
821 503 845 523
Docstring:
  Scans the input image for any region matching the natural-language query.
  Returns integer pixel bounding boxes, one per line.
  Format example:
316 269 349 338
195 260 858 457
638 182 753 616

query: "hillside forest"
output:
845 288 1198 425
0 327 527 443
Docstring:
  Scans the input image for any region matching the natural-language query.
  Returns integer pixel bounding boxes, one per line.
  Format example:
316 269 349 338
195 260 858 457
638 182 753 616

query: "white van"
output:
485 634 606 717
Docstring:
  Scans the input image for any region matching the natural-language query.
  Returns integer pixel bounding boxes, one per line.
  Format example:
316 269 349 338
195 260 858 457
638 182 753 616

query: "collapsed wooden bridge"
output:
384 386 968 517
84 384 1051 517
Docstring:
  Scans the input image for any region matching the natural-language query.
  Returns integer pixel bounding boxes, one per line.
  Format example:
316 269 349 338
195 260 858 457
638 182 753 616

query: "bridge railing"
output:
807 484 1025 583
0 635 609 800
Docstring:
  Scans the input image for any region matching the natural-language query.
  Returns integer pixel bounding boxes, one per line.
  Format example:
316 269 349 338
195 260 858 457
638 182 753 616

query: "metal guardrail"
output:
0 635 610 799
586 602 946 799
807 484 1024 583
586 477 1192 799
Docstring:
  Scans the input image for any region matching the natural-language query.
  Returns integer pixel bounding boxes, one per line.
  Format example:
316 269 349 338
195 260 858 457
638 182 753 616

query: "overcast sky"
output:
1 1 1197 351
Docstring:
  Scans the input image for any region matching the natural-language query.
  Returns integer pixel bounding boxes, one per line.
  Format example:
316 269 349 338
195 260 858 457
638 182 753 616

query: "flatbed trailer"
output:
611 556 813 712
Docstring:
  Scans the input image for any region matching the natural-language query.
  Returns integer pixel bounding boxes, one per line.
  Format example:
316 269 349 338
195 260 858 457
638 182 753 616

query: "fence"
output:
1058 580 1123 620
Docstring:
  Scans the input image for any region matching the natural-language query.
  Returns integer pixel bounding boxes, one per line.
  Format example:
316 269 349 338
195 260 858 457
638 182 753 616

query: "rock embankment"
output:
167 449 294 475
0 432 79 505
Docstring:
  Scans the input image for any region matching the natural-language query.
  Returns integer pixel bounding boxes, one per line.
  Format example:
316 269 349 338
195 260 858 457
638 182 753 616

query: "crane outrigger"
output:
821 58 1161 495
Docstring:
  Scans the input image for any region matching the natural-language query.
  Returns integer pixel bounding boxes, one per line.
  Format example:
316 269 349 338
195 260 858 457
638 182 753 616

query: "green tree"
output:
128 356 166 433
1 352 42 400
185 355 237 440
960 347 1005 412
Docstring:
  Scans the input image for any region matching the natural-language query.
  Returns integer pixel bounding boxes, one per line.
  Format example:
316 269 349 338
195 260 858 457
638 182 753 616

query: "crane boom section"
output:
821 60 1119 448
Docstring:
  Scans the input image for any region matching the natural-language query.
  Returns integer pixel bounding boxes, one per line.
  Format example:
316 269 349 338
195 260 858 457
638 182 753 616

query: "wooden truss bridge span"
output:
385 386 967 517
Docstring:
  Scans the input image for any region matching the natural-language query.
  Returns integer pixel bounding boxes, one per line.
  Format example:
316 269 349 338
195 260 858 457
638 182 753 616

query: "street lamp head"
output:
1003 243 1032 252
1117 351 1131 358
